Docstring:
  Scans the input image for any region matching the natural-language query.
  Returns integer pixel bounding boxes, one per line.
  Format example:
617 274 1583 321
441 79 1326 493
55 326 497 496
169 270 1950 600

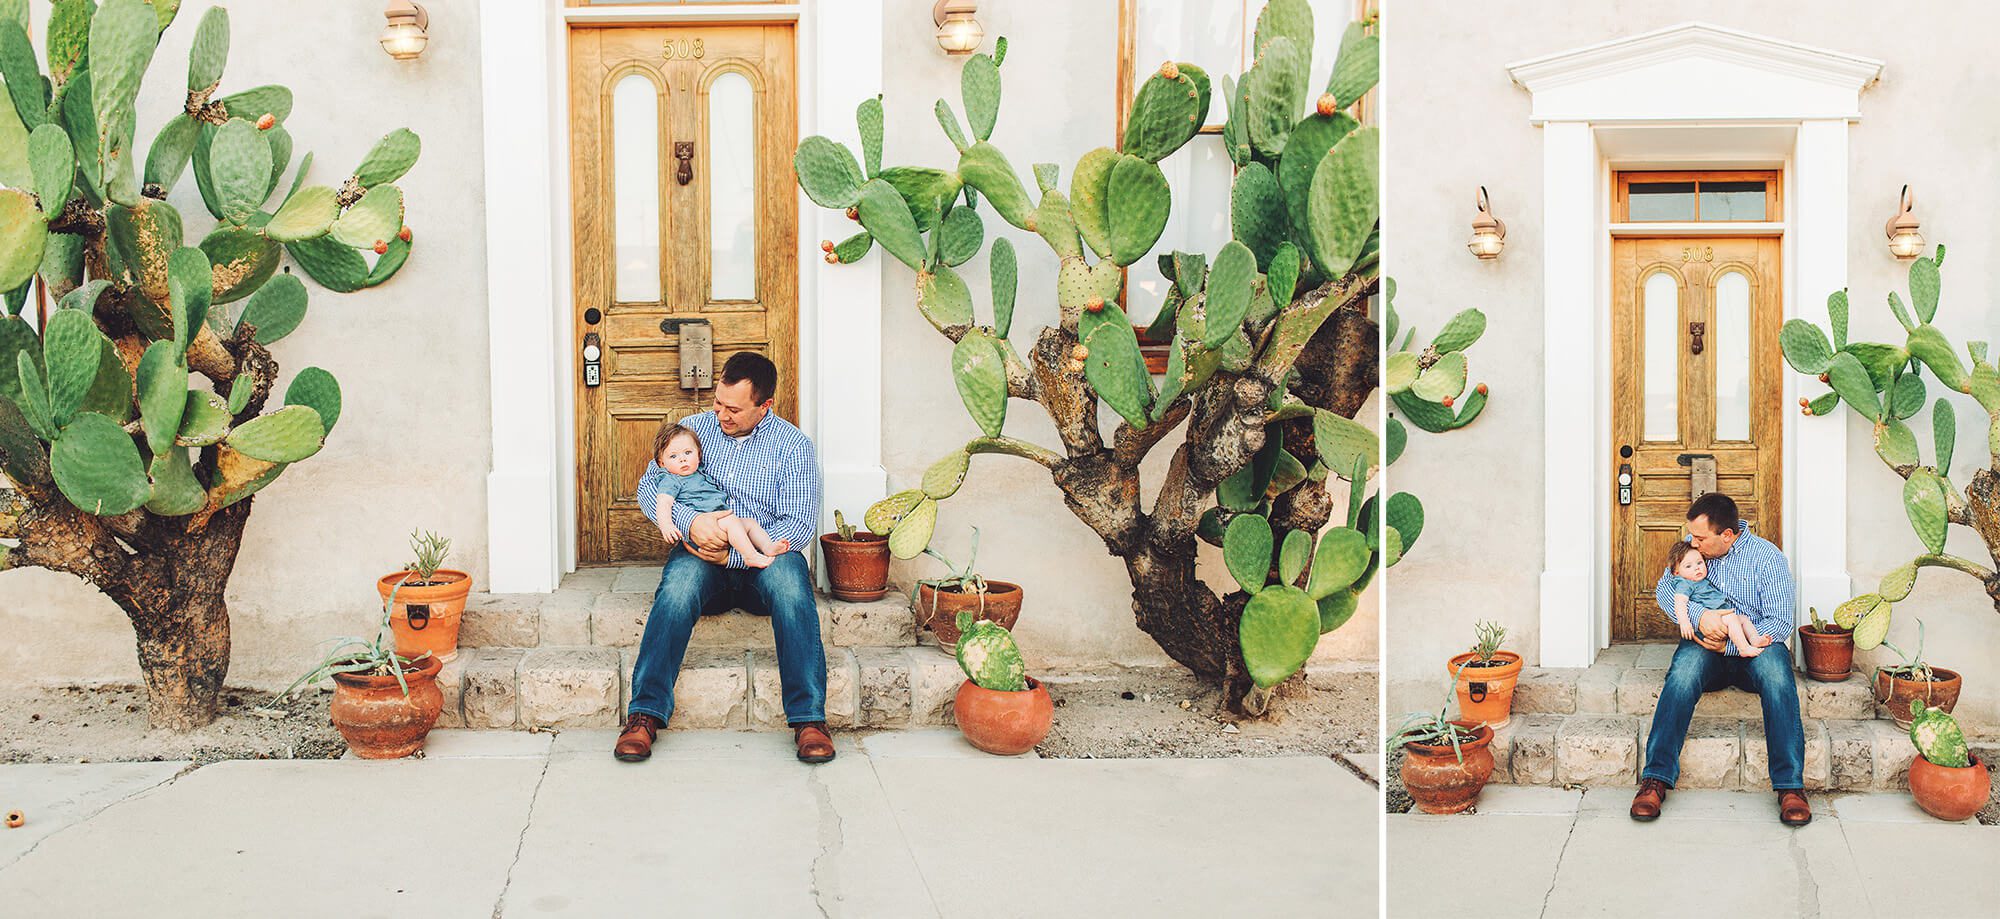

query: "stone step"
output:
1485 713 2000 793
432 643 964 733
457 586 918 652
1508 650 1879 723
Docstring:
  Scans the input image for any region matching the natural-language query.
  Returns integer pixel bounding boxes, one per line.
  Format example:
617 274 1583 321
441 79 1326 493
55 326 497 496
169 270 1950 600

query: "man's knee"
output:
755 553 816 610
1662 645 1713 694
1746 644 1798 690
651 554 713 617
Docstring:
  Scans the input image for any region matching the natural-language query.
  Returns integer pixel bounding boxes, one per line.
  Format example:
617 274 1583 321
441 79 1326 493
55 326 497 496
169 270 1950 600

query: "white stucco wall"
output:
1386 0 2000 728
873 0 1374 673
1 0 492 688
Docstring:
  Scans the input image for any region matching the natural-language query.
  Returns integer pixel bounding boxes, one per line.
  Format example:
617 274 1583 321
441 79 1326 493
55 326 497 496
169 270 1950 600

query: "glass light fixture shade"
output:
1889 229 1925 260
381 1 429 61
936 15 983 54
1884 184 1923 260
1467 227 1504 259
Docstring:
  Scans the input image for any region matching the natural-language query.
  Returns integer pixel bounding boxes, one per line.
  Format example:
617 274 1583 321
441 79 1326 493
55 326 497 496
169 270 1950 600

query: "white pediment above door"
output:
1505 22 1884 123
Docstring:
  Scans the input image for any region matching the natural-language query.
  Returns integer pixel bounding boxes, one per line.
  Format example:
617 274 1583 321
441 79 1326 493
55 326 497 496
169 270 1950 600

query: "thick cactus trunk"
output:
115 502 252 730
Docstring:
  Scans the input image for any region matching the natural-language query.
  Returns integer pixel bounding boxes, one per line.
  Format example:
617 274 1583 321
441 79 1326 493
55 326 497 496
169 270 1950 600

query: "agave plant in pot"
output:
1905 700 1989 821
379 530 470 663
912 528 1022 651
820 509 891 601
1447 620 1521 728
1797 607 1854 682
1870 620 1962 730
284 582 442 759
1393 672 1494 815
950 611 1053 755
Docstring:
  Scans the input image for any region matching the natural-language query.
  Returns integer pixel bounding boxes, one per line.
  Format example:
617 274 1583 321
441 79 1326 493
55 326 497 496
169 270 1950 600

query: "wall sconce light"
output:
933 0 984 55
380 0 430 61
1885 184 1924 260
1467 186 1506 260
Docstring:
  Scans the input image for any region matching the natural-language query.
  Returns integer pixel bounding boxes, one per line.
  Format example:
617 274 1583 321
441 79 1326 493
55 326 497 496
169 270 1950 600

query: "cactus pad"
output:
955 614 1028 692
960 52 1001 142
793 135 865 209
951 330 1008 437
1934 398 1956 475
328 184 402 249
1266 241 1301 309
922 450 971 500
1122 65 1206 163
50 410 150 516
878 166 960 233
29 124 74 216
0 190 45 292
283 366 341 435
1253 0 1314 53
1832 592 1882 630
1034 189 1082 258
1083 316 1154 428
856 178 925 269
990 237 1017 338
354 128 421 187
135 341 187 455
1313 409 1377 479
200 225 280 303
1104 154 1170 266
1903 472 1948 555
856 96 884 177
224 404 324 463
1203 240 1255 347
1824 350 1881 422
1909 700 1970 768
886 495 937 560
917 265 973 330
1229 162 1286 270
1907 325 1968 394
1243 36 1306 158
40 307 108 427
1069 147 1119 260
1317 589 1359 634
938 205 985 267
1909 256 1941 325
865 489 925 536
236 272 307 344
207 118 271 225
144 444 205 516
957 142 1034 231
264 185 338 242
1223 512 1274 594
1410 351 1466 403
284 234 368 293
1879 562 1917 603
1327 20 1379 108
1780 319 1833 374
1431 309 1487 353
1306 126 1378 281
1852 598 1893 651
1239 584 1319 688
1307 526 1368 600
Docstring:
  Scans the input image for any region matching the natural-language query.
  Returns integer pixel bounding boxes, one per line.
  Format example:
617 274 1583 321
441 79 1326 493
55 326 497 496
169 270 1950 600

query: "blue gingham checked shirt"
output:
636 410 820 569
1652 520 1795 656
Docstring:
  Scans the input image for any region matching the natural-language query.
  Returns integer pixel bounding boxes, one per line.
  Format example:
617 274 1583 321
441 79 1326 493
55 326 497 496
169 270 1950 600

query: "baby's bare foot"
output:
771 539 790 555
1738 643 1765 658
1753 634 1774 647
744 553 774 569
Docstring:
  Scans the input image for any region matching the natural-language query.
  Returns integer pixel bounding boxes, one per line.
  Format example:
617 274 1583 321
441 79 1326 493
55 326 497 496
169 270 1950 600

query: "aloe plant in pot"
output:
1447 619 1520 729
912 527 1022 651
950 611 1053 755
820 509 891 601
1392 671 1493 815
379 529 468 664
1869 619 1961 730
284 580 440 759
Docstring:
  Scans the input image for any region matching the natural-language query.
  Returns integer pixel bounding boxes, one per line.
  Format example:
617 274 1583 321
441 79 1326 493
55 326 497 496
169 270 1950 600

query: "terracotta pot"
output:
1400 721 1496 815
1798 625 1855 682
1909 753 1990 822
1448 651 1523 729
819 532 891 601
379 570 471 664
329 654 444 759
1873 667 1962 730
952 677 1054 755
916 580 1023 650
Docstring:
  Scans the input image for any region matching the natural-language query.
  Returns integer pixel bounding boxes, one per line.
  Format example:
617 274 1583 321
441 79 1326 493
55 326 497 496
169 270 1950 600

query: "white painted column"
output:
1539 121 1599 667
805 1 889 536
1790 118 1852 619
479 0 562 593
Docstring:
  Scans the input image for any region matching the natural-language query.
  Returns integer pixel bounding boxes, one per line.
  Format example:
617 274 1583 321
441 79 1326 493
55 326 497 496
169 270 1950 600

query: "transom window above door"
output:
1616 170 1780 223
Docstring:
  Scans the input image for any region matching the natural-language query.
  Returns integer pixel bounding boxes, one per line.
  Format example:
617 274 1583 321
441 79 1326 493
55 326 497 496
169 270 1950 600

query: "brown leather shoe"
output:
1630 777 1670 821
793 721 835 764
614 713 664 762
1778 789 1812 826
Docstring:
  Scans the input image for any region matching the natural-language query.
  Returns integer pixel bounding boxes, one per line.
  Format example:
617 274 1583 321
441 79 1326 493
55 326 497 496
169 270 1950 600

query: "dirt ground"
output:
1 667 1379 771
0 684 346 766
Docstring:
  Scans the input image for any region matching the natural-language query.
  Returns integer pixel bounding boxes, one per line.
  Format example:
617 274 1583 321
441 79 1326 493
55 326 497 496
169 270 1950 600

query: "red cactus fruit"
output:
256 113 275 131
1316 93 1338 117
1071 344 1090 361
1475 383 1489 396
1819 372 1830 383
1799 397 1810 408
845 206 859 221
372 240 388 255
1442 396 1455 408
398 226 413 243
1159 61 1179 80
820 239 834 253
1084 297 1104 313
824 252 839 264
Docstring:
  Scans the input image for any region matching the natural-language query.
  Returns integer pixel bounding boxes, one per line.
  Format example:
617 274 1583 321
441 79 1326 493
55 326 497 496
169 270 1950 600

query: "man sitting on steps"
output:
1630 491 1811 826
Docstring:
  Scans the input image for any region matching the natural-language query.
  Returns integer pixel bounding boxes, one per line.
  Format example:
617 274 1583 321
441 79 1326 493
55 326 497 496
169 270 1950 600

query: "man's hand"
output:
1694 609 1731 652
686 511 730 563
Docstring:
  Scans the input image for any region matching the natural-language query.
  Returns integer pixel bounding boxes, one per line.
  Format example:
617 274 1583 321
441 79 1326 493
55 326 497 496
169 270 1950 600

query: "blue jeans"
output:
627 549 826 726
1642 639 1804 789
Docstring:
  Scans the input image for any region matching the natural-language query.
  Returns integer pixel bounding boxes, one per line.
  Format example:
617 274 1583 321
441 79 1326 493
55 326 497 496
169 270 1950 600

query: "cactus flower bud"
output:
1819 372 1830 383
256 113 275 131
372 240 388 255
1159 61 1179 80
1799 397 1810 408
399 226 413 243
845 206 859 221
824 252 839 264
1802 405 1814 416
1475 383 1488 396
820 239 834 253
1071 344 1089 361
1442 396 1455 408
1316 93 1338 117
1084 297 1104 313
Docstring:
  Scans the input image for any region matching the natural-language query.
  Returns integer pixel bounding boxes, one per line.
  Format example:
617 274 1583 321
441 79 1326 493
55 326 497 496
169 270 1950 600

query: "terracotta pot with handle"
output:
1909 753 1989 822
380 570 471 664
330 654 444 759
1400 721 1495 815
1448 651 1523 729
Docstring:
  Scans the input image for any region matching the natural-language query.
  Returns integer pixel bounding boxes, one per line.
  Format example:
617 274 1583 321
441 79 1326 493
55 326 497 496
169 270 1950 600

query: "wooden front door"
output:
569 24 798 564
1610 236 1783 641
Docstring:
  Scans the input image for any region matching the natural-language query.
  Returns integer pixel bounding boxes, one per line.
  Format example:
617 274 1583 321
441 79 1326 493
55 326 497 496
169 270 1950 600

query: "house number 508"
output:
1681 246 1714 262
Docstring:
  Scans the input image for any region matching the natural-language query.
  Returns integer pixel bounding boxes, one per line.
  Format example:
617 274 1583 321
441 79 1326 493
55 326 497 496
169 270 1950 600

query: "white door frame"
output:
1507 23 1883 666
478 1 888 591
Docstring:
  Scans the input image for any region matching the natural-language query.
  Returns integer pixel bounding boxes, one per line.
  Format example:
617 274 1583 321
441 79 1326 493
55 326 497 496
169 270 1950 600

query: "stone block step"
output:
432 643 964 732
1508 654 1877 722
1484 712 1935 792
457 583 917 652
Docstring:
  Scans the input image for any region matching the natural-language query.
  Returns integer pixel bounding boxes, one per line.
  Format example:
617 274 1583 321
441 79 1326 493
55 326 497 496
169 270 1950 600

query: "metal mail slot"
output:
661 318 713 390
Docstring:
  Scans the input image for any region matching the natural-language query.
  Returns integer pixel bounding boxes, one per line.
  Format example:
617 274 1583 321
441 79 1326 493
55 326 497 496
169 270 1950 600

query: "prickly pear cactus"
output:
1783 246 2000 649
955 611 1028 692
1909 700 1970 768
824 2 1382 711
0 2 420 731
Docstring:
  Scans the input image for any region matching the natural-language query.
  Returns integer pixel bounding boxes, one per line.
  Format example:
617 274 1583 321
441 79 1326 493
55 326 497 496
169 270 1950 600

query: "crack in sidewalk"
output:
806 767 845 918
1787 829 1821 918
1536 807 1582 918
1330 752 1379 789
0 763 192 874
489 755 553 919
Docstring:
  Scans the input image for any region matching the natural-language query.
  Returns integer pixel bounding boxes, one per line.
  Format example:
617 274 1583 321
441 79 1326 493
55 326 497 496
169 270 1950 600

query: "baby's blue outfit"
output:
1673 576 1737 650
657 468 728 515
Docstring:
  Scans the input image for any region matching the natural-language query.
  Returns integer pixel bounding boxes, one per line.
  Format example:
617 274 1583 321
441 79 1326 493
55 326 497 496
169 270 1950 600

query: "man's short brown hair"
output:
652 420 698 463
1688 492 1740 534
720 352 777 405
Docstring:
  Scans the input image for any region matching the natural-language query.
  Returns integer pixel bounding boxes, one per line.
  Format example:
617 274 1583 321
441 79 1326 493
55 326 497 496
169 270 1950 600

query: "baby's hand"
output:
1677 618 1695 641
660 523 683 545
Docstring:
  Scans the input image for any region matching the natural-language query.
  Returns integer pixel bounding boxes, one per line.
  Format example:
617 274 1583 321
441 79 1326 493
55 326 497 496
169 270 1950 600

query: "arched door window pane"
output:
1643 272 1680 442
612 73 661 303
708 72 756 300
1714 270 1752 441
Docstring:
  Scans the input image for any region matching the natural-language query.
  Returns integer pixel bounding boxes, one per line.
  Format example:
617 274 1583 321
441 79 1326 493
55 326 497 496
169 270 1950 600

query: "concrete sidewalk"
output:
0 729 1375 918
1389 785 2000 918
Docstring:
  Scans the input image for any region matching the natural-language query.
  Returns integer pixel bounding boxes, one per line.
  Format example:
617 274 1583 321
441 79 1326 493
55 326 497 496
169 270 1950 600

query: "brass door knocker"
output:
675 142 694 185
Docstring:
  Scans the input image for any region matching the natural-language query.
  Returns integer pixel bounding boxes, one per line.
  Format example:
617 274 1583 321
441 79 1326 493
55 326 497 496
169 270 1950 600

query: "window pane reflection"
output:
1715 270 1752 440
612 73 661 303
1644 272 1680 442
708 72 756 300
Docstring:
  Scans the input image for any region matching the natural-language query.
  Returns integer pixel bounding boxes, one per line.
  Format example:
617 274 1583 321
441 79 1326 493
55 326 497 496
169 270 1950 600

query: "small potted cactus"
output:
1797 606 1855 682
379 530 470 664
1447 620 1521 729
1392 676 1495 815
950 611 1053 755
819 509 891 601
284 585 442 759
1906 700 1989 821
1871 620 1962 730
913 528 1023 651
